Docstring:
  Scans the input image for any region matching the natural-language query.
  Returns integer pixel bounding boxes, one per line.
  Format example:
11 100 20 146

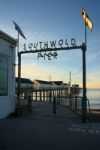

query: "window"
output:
0 55 8 96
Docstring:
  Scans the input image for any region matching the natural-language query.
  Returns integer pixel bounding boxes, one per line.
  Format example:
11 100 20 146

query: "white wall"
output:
0 38 16 119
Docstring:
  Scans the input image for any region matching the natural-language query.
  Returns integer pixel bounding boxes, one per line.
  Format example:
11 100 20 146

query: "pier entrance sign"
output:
23 38 76 60
23 38 76 50
17 39 87 123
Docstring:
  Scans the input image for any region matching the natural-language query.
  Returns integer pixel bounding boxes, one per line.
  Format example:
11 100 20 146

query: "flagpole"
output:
82 18 87 123
17 32 19 55
85 21 87 48
81 7 93 122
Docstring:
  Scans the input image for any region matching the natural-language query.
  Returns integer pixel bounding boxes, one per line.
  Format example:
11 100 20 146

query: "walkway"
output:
32 101 80 118
0 113 100 150
0 102 100 150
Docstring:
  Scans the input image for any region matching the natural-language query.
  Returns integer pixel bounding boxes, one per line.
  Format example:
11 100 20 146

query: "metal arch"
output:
17 43 87 123
18 45 83 55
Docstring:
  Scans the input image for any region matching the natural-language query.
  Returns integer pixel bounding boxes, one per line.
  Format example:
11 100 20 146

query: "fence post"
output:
69 95 72 110
75 96 77 112
27 95 32 112
49 91 52 103
53 96 56 114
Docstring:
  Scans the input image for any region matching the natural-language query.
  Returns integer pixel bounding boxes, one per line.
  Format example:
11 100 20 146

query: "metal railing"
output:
16 91 82 115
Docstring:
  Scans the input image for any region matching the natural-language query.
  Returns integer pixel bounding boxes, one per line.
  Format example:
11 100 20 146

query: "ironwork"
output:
23 38 76 51
17 43 87 123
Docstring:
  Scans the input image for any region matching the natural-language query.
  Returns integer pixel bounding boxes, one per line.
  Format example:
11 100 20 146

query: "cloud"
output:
86 70 100 88
87 50 100 63
16 63 61 80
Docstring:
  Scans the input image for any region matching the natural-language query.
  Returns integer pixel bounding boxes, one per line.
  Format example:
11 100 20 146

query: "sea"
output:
78 89 100 110
32 89 100 110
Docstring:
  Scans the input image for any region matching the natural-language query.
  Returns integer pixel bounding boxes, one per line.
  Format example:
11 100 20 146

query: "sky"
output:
0 0 100 88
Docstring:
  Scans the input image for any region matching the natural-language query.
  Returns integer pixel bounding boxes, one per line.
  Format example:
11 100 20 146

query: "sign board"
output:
23 38 77 60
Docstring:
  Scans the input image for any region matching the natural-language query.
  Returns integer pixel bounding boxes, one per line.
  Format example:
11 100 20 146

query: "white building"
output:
0 30 17 119
15 77 34 99
15 77 33 92
33 80 68 90
33 80 53 90
51 81 64 89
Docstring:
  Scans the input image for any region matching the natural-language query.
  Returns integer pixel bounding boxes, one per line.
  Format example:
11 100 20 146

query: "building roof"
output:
0 30 17 45
72 84 79 87
16 77 33 84
34 80 53 85
51 81 63 85
63 83 68 85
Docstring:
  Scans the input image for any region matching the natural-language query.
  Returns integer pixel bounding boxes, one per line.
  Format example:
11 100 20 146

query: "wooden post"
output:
35 91 37 101
59 90 61 104
75 96 77 112
43 91 45 101
40 91 42 101
49 91 52 103
46 91 48 102
61 90 62 102
53 96 56 114
28 95 32 112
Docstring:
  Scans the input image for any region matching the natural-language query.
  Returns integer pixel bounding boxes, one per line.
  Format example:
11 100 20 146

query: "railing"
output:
16 89 100 122
16 89 82 115
57 96 82 113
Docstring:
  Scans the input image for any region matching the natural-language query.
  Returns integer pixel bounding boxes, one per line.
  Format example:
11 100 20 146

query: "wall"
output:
0 37 16 119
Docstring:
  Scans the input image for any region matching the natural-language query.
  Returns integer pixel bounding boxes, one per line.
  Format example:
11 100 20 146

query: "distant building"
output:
72 84 80 94
72 84 79 88
63 83 69 89
15 77 34 99
16 77 33 92
33 80 68 90
0 30 17 119
51 81 64 89
15 78 79 98
33 79 53 90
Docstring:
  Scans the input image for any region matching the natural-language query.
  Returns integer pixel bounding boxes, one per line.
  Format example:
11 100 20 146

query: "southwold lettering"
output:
23 38 76 51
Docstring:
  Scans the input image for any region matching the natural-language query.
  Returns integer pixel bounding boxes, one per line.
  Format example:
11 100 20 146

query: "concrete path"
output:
0 102 100 150
0 111 100 150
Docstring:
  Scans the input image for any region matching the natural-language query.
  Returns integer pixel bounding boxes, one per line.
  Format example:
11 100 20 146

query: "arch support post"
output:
17 52 21 105
82 43 87 123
